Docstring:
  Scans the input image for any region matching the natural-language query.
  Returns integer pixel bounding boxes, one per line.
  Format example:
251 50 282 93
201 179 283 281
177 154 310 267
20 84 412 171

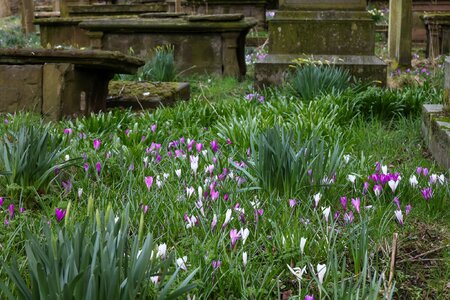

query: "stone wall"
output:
0 65 43 113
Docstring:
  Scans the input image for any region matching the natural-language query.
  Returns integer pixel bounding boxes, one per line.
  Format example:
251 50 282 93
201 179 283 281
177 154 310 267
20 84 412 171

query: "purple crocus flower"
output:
9 204 14 218
344 211 354 224
305 295 315 300
393 197 400 209
363 181 369 194
196 143 203 152
20 207 25 214
211 140 219 153
0 197 3 206
95 162 102 175
340 196 347 211
151 124 157 133
63 128 73 135
211 214 217 231
145 176 154 191
223 194 229 201
421 187 433 200
230 229 241 249
83 163 89 172
351 198 360 214
289 199 297 208
373 185 382 197
416 167 423 176
405 204 411 215
334 211 340 220
212 260 221 269
423 168 429 177
93 139 101 150
62 180 72 193
55 208 66 223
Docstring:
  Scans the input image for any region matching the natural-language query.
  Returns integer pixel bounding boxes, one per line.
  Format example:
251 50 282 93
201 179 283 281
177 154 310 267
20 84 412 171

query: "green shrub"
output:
0 124 77 197
289 64 352 101
0 206 198 299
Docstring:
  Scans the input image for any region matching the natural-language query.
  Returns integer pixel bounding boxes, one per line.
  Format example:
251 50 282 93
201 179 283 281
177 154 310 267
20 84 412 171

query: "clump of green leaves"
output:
289 64 352 101
0 206 198 299
117 45 177 82
0 124 76 197
243 126 344 197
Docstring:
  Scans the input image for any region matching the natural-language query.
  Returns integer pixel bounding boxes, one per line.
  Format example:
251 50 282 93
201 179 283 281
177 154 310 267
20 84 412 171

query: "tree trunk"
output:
0 0 12 18
20 0 35 34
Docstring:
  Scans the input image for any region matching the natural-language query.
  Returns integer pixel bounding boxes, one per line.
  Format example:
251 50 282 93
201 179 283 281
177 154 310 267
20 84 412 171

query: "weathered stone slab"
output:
421 104 450 169
107 81 190 110
0 48 145 74
255 54 387 87
279 0 366 10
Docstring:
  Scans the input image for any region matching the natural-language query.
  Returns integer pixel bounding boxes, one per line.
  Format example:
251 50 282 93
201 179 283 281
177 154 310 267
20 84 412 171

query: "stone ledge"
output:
0 48 145 74
421 104 450 169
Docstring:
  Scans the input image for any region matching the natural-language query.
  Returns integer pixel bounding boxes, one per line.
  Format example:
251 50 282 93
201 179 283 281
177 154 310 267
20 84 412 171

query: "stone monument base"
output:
421 104 450 169
254 54 387 87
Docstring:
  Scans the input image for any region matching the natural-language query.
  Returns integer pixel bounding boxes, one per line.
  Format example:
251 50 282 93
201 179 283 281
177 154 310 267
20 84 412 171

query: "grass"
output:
0 44 448 298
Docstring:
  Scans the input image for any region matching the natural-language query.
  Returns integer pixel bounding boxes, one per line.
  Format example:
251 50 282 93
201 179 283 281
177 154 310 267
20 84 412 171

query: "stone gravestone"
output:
388 0 412 66
255 0 387 86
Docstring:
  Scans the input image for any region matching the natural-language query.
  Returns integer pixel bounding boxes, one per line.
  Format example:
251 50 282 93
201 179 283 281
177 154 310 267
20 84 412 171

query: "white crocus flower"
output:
348 174 356 184
300 237 307 255
157 243 167 259
287 265 307 281
388 179 399 193
223 209 232 225
176 256 188 271
186 186 195 198
240 228 250 244
409 175 418 187
243 252 248 267
190 155 199 174
175 169 182 178
322 206 331 222
344 154 351 164
317 263 327 284
313 192 321 208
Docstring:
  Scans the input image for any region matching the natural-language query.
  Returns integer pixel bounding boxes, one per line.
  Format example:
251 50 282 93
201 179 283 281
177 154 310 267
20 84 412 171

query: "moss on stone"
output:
108 80 179 101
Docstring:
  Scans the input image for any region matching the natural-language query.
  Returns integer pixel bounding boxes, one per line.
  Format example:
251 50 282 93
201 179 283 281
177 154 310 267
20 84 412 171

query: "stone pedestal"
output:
388 0 412 66
422 13 450 59
166 0 267 28
420 57 450 169
255 0 387 87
